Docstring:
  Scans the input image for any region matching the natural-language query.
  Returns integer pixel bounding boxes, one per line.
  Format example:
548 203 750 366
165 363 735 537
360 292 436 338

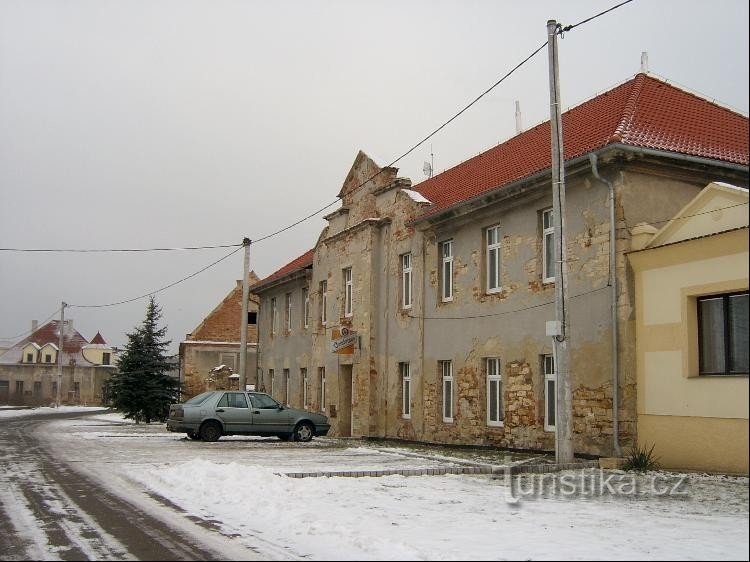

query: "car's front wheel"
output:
199 421 222 442
292 421 314 443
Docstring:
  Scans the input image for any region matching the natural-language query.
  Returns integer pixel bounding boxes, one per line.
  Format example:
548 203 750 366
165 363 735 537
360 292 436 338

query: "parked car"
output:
166 390 331 442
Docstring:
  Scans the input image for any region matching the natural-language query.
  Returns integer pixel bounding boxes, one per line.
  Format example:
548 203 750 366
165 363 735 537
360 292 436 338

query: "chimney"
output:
66 319 73 336
31 320 38 333
640 51 649 73
515 100 523 134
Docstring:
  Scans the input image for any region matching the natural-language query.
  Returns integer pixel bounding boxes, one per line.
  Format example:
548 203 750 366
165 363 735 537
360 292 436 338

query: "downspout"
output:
589 153 621 457
383 224 390 439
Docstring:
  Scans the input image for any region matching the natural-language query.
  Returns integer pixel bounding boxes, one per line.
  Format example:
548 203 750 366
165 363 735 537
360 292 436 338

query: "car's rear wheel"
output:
187 431 200 440
199 421 222 442
293 421 314 443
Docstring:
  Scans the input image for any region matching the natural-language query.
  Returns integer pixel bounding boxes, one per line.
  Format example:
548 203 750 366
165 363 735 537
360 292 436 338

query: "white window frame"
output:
402 253 412 309
543 354 556 432
441 240 453 302
344 267 353 317
301 368 308 408
271 297 278 335
542 208 555 283
400 362 411 419
486 225 502 293
321 281 328 326
269 369 275 398
285 292 292 333
303 287 309 329
441 360 453 423
319 367 326 412
486 357 503 426
283 368 290 405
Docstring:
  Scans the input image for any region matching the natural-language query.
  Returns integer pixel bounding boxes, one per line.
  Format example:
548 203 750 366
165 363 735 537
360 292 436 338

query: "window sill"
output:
442 418 454 424
696 373 749 378
486 288 503 295
402 415 411 420
487 421 504 428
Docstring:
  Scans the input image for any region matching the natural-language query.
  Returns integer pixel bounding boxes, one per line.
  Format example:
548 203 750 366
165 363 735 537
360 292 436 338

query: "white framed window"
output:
486 357 503 426
441 240 453 302
319 367 326 412
320 281 328 326
269 369 275 398
441 360 453 422
303 288 309 329
271 297 278 335
283 368 290 405
401 253 412 309
344 267 353 317
285 292 292 333
400 362 411 419
543 354 556 432
301 368 308 408
486 225 502 293
542 208 555 283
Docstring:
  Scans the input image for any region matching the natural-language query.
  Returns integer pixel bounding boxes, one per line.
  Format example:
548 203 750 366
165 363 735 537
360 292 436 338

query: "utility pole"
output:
238 238 251 391
56 302 67 408
547 19 574 464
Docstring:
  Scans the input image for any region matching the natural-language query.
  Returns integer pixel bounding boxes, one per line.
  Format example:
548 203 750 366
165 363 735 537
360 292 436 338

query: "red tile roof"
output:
20 320 89 354
415 73 749 220
253 249 314 290
90 332 107 345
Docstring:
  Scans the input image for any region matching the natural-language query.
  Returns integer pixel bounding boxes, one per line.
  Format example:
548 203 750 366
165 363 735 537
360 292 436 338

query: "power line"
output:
409 285 608 321
0 306 62 341
251 40 550 246
0 243 242 253
560 0 634 33
68 245 244 309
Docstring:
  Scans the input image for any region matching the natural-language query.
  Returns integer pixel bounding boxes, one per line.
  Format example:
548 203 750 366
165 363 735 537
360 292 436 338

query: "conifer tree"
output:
105 296 177 423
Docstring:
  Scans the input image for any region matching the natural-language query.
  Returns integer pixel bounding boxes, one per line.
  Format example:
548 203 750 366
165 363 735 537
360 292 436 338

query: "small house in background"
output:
179 272 260 399
629 182 749 474
0 319 118 406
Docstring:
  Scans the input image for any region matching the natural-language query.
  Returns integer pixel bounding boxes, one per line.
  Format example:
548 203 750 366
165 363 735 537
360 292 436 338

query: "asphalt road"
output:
0 410 238 561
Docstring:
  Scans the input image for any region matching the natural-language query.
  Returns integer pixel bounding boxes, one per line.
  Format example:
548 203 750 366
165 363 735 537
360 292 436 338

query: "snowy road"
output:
1 407 748 561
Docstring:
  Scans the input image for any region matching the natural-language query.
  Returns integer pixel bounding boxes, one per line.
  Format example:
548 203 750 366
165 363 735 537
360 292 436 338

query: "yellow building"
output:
629 182 749 474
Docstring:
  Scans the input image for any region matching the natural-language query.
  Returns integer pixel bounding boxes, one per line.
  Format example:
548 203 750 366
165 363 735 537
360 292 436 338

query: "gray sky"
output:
1 0 748 355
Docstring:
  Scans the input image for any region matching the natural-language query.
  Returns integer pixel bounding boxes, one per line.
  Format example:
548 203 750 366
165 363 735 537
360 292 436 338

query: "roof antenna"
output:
515 100 523 134
423 144 434 178
640 51 649 73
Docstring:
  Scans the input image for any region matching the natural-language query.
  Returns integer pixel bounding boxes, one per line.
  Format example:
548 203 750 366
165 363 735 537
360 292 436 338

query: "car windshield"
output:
250 393 280 409
183 391 214 406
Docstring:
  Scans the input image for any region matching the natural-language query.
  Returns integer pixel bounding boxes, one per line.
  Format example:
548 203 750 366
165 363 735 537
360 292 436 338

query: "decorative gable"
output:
647 182 749 248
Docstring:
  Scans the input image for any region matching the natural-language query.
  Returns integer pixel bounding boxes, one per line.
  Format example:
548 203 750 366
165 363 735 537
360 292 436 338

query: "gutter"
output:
589 153 621 457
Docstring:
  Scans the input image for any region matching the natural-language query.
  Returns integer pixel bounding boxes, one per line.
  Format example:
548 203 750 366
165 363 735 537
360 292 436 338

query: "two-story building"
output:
252 73 749 458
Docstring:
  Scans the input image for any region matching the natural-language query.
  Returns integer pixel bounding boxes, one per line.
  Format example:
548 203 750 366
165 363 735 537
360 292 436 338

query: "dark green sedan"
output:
166 390 331 442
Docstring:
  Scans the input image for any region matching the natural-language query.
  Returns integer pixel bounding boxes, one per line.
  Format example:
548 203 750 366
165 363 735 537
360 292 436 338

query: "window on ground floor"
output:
486 357 503 426
698 291 748 375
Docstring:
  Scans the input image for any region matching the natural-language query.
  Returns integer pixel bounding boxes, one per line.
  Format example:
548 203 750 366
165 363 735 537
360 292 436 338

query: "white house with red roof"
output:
251 73 748 463
0 319 118 405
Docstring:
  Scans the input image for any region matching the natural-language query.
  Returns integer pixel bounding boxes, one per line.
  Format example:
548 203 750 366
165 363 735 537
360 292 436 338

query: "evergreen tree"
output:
105 296 177 423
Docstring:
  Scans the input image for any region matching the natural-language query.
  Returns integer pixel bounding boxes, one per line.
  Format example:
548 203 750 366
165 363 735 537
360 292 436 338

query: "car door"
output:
248 392 292 434
214 392 253 433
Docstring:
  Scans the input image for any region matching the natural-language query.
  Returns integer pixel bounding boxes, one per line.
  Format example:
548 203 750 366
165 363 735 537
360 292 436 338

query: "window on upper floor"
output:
486 225 502 293
285 292 293 333
401 253 413 309
320 280 328 326
440 240 453 302
303 288 309 329
102 352 111 366
271 297 278 335
698 291 749 375
542 208 555 283
344 267 353 317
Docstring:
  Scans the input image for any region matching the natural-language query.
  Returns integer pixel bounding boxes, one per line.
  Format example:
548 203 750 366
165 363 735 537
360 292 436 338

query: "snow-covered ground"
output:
11 408 750 560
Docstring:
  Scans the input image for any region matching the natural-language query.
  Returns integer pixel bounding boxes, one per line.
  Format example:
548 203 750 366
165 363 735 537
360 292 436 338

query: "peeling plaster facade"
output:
254 147 748 457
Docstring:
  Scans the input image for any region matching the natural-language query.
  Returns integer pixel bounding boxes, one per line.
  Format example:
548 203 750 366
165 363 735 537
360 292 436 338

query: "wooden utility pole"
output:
56 302 66 408
238 238 251 391
547 19 574 464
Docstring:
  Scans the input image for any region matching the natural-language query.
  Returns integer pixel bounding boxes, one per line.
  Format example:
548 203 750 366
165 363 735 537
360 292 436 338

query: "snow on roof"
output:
401 189 432 204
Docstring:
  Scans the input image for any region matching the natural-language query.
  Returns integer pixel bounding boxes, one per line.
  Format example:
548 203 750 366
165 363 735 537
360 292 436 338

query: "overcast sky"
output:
1 0 748 355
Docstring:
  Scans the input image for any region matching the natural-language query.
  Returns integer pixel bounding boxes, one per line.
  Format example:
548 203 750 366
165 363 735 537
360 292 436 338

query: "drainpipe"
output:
589 153 621 457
